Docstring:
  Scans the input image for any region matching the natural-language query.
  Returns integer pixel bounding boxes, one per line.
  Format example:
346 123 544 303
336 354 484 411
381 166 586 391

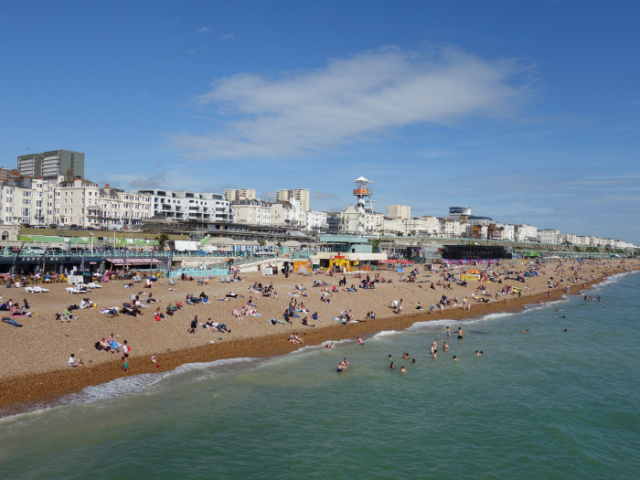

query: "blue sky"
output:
1 1 639 243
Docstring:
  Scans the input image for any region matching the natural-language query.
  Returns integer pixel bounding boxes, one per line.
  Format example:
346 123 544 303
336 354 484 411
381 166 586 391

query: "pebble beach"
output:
0 259 635 415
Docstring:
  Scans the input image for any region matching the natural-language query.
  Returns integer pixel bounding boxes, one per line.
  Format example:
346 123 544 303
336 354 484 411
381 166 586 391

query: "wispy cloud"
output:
222 33 235 40
169 46 533 160
198 27 210 34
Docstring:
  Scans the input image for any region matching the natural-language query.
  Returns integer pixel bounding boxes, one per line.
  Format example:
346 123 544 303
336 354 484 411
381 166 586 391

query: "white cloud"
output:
222 33 235 40
198 27 210 34
169 46 533 160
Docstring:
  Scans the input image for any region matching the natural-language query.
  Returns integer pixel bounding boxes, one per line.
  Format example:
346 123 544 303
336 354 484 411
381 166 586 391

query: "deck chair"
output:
220 276 226 284
198 277 204 285
134 276 142 282
169 278 176 286
33 286 49 293
131 294 137 301
227 275 231 283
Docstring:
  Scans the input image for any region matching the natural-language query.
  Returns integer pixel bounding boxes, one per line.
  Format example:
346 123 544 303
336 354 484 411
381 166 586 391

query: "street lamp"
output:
90 233 95 255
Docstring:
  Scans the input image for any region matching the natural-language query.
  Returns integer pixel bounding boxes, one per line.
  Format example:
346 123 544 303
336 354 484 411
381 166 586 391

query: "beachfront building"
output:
495 224 516 241
61 178 152 227
224 189 256 202
0 167 20 183
560 233 578 245
270 200 300 228
515 224 538 242
448 206 472 221
306 210 328 232
231 198 272 225
402 217 428 236
339 205 381 235
382 217 404 236
17 150 85 179
0 177 54 225
276 189 309 228
386 204 411 220
418 216 441 237
276 189 309 211
313 235 387 269
0 176 152 227
438 218 463 238
135 189 231 224
538 229 560 244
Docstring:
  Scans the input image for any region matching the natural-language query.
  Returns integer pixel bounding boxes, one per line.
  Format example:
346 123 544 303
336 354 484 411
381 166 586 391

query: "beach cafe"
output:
312 235 387 272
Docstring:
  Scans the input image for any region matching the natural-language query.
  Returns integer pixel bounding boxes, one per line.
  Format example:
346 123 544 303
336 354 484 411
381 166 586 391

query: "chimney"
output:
66 168 73 182
105 183 110 187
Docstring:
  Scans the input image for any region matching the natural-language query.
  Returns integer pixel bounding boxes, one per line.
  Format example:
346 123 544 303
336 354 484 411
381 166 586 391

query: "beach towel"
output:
288 293 300 297
332 317 346 324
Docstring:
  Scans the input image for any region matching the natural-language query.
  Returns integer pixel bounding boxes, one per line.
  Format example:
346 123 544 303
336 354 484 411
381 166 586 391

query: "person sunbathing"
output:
232 307 243 319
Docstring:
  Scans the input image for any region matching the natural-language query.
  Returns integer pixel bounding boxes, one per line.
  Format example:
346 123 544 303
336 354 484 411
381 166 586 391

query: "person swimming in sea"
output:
411 359 416 364
400 365 407 373
357 337 364 346
388 354 393 362
390 362 396 369
337 362 344 372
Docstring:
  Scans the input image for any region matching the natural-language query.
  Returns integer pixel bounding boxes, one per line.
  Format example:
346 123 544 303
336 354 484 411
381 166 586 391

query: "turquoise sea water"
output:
1 272 639 479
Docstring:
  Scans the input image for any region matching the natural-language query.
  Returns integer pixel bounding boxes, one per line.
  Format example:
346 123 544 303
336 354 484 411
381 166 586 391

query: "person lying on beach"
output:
123 283 134 288
1 317 22 327
232 307 243 319
301 316 314 327
226 292 242 298
289 334 301 344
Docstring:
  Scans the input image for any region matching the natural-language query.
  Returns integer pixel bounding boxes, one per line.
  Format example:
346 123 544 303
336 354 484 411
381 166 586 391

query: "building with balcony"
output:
136 189 231 224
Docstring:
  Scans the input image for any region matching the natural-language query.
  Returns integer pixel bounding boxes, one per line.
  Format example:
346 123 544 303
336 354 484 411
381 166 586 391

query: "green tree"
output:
370 238 382 253
155 233 170 250
574 246 582 252
258 239 267 247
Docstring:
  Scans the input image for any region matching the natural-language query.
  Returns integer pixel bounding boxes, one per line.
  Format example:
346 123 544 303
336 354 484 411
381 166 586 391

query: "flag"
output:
167 248 173 276
11 241 25 276
79 249 85 271
40 243 51 272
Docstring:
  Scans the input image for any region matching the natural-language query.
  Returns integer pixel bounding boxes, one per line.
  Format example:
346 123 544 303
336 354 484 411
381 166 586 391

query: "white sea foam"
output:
407 319 457 331
371 330 402 339
0 357 259 422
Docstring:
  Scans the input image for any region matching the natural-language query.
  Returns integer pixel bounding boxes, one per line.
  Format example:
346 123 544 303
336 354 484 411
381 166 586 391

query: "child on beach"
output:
123 354 129 372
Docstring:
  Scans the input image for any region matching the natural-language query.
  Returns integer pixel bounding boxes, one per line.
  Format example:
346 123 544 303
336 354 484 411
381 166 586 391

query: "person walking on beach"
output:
122 354 129 372
188 316 198 334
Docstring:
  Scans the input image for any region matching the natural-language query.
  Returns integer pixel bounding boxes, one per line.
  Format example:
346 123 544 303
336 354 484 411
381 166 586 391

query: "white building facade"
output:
135 189 231 223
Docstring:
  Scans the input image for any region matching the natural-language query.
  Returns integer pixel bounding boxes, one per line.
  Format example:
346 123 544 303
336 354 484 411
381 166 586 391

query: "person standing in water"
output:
456 327 468 339
444 327 452 338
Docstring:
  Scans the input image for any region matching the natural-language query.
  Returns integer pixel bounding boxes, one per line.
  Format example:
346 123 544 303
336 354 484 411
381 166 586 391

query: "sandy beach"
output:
0 258 636 415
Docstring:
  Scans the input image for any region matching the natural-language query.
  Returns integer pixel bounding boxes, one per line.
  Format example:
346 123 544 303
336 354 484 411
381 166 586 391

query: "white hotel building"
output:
135 189 231 224
0 176 152 227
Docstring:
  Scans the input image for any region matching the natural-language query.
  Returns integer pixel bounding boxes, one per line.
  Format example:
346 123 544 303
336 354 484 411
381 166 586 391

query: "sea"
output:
1 272 639 479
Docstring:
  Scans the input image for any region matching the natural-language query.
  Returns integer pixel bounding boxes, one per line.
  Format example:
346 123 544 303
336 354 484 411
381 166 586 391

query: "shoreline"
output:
0 273 618 418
